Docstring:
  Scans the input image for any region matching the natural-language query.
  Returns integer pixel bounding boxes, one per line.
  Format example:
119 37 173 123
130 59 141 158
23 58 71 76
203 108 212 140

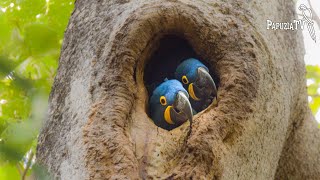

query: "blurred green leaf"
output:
306 65 320 121
32 163 52 180
310 97 320 114
24 24 59 55
0 15 11 50
0 164 20 180
0 56 16 78
0 0 74 178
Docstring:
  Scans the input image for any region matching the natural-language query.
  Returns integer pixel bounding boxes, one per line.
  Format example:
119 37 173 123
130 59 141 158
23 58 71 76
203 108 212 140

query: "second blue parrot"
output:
175 58 217 113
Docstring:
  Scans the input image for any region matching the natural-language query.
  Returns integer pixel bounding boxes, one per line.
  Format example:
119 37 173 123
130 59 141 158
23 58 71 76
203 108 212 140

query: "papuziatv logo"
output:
267 4 317 43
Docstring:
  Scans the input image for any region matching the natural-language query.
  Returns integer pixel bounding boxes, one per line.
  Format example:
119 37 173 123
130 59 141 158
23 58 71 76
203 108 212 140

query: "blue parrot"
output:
175 58 217 113
149 79 193 130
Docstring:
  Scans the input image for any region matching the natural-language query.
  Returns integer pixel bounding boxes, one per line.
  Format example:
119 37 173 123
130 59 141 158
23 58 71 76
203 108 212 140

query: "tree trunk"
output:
37 0 320 179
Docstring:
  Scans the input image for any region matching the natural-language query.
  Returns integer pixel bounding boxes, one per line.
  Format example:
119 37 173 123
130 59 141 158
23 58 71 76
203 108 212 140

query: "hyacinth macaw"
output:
149 79 193 130
175 58 217 112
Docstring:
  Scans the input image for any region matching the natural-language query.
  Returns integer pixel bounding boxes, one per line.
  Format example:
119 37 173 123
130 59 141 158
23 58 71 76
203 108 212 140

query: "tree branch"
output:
21 151 34 180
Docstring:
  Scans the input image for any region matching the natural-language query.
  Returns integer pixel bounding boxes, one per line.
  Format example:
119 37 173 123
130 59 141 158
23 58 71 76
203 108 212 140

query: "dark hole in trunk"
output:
144 34 217 96
144 34 219 122
144 35 198 94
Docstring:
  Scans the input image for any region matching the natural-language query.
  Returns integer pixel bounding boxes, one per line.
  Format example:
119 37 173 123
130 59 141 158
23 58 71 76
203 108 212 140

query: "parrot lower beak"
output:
169 91 193 125
189 67 217 101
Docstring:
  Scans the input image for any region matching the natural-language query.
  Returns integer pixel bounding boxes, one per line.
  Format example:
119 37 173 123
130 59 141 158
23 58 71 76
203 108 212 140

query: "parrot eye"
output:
160 96 167 105
182 75 189 84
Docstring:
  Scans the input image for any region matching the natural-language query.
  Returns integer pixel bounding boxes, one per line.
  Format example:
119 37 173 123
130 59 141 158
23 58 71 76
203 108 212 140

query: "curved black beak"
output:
189 67 217 101
170 91 193 125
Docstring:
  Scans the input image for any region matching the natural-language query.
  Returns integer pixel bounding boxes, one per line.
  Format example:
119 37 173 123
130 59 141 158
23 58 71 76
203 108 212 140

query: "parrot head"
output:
175 58 217 112
149 79 193 130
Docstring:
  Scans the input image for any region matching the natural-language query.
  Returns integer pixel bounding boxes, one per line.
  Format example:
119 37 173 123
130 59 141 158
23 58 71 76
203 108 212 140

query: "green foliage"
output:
0 164 20 179
306 65 320 116
0 0 74 179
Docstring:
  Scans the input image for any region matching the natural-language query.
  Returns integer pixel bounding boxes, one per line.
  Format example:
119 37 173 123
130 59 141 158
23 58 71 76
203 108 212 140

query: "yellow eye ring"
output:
160 96 167 105
182 75 189 84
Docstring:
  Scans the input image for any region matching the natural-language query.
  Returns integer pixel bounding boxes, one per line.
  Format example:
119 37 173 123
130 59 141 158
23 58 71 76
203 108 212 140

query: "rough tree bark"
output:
37 0 320 179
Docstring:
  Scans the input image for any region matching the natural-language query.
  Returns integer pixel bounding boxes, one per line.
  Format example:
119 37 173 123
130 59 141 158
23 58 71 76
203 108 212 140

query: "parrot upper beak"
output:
188 67 217 101
169 91 193 125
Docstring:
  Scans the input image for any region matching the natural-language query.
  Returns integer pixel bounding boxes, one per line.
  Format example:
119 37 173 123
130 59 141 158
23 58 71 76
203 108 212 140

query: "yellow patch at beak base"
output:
164 106 174 124
188 83 200 101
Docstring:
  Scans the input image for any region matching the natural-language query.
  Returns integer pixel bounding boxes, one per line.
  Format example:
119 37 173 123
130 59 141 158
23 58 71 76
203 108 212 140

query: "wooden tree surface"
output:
37 0 320 179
